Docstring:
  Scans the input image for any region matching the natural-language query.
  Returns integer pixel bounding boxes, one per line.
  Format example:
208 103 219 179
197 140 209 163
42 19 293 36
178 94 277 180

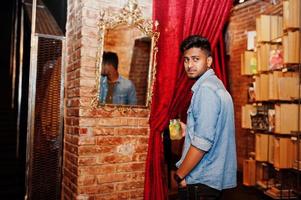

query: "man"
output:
99 51 137 105
174 35 237 199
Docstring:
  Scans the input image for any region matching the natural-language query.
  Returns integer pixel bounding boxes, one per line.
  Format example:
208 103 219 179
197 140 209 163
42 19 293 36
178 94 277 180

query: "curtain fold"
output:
144 1 233 199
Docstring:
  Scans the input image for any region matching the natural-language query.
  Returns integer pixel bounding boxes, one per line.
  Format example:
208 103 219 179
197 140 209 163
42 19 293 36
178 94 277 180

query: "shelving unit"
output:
241 0 301 199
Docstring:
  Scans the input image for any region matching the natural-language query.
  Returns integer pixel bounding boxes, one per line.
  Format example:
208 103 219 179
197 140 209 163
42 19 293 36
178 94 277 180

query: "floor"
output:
168 173 276 200
169 186 274 200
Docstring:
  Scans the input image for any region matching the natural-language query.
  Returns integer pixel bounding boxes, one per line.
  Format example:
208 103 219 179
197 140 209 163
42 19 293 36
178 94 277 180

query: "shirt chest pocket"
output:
186 107 195 133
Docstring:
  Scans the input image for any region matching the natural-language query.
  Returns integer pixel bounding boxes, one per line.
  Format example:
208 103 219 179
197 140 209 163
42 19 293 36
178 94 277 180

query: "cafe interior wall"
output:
63 0 283 199
227 0 283 171
62 0 153 199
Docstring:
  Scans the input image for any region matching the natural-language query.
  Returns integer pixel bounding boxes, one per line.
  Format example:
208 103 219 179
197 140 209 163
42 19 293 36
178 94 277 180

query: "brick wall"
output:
129 38 151 105
63 0 152 199
228 0 283 171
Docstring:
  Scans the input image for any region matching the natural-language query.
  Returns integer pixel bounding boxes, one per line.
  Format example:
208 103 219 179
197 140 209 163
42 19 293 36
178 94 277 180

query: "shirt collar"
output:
116 75 122 83
102 75 122 83
191 69 215 93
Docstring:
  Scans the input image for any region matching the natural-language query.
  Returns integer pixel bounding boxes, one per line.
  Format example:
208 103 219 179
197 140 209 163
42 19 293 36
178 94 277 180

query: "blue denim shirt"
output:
99 75 137 105
176 69 237 190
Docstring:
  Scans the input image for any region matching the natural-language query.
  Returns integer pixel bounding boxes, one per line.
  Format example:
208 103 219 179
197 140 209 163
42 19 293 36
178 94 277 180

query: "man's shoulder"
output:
200 75 223 91
119 76 134 87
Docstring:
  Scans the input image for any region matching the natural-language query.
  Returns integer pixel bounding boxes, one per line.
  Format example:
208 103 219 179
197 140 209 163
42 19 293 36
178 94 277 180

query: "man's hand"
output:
178 179 187 188
179 121 187 137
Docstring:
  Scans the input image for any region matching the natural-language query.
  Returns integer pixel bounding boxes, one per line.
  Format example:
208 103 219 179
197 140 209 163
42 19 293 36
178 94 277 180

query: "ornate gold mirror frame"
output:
90 0 159 110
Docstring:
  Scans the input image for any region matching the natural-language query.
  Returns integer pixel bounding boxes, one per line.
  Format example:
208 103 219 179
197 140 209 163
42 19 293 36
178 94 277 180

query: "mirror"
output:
92 0 159 108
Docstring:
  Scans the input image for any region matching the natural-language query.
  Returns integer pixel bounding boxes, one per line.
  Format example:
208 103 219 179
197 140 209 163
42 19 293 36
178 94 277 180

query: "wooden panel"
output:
292 140 301 169
274 138 295 169
254 76 261 101
243 159 256 186
241 51 257 75
256 162 269 184
283 33 289 63
257 15 271 42
269 71 299 100
268 71 282 100
257 43 270 71
283 31 300 63
260 73 269 101
278 76 300 100
275 104 301 134
289 31 300 63
242 104 256 129
283 1 289 30
288 0 301 29
256 134 269 161
271 16 283 40
268 135 275 164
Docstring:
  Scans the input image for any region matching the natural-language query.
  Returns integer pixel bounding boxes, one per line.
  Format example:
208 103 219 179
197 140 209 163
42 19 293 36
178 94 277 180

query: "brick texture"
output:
228 0 283 171
63 0 152 199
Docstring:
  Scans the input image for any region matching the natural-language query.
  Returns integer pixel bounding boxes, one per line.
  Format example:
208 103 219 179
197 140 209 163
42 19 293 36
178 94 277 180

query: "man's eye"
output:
193 58 199 62
184 59 189 63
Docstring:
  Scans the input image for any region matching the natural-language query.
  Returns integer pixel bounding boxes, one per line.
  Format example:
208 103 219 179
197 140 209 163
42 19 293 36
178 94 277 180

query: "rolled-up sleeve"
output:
190 86 220 152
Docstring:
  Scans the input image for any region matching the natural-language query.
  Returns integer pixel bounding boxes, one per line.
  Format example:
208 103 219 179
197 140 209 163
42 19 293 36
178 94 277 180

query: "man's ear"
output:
207 56 213 68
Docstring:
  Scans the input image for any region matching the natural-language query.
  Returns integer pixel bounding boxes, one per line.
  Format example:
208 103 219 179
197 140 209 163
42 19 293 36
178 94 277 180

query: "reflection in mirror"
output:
91 0 159 109
99 25 152 106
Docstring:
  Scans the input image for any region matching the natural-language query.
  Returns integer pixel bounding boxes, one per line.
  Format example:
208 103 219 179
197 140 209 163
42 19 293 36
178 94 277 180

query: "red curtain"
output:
144 1 233 199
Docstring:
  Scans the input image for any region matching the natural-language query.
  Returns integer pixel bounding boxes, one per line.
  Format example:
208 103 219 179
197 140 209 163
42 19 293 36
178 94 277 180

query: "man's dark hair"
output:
180 35 211 57
103 51 119 69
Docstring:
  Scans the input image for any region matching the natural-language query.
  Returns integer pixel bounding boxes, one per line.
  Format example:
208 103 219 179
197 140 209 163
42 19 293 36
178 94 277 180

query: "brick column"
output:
63 0 152 199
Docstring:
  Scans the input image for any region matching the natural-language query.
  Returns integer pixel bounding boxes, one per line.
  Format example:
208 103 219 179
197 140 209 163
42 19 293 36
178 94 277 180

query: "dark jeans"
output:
178 184 222 200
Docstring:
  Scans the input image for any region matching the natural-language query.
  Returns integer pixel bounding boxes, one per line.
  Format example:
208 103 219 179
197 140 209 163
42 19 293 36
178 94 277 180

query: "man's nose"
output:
187 60 193 68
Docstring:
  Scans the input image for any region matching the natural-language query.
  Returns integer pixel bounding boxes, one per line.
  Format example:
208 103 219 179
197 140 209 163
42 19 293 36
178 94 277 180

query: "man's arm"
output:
128 82 137 105
99 76 108 103
176 145 205 187
175 87 220 186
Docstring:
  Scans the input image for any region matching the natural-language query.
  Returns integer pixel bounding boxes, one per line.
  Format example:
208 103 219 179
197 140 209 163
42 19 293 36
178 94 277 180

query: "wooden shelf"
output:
242 5 301 200
245 129 300 138
249 99 301 104
264 189 297 199
283 27 301 33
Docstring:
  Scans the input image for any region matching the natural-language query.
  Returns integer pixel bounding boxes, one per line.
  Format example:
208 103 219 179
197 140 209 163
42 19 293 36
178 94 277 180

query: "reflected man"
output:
99 51 137 105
